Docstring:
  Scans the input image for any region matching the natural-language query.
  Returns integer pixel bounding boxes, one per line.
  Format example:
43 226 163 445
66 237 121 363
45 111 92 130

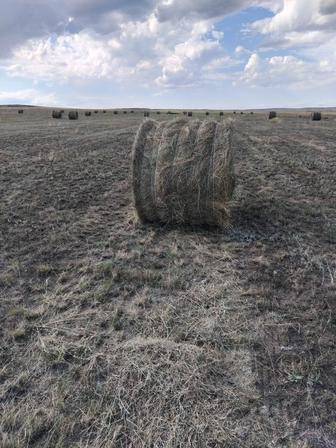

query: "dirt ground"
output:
0 107 335 447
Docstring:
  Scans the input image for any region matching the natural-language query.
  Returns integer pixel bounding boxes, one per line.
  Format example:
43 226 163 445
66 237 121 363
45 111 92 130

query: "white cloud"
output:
0 88 58 105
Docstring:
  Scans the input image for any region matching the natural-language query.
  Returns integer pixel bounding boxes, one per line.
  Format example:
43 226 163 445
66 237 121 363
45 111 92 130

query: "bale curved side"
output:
132 118 235 227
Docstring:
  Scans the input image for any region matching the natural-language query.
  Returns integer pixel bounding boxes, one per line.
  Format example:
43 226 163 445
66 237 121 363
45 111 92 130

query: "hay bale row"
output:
52 110 63 119
269 111 277 120
132 118 235 227
68 111 79 120
312 111 321 121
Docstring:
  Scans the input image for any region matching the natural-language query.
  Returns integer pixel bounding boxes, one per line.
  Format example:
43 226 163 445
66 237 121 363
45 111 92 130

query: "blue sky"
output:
1 0 336 109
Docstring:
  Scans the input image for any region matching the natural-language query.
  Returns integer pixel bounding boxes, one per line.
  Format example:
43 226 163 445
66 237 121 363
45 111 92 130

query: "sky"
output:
0 0 336 109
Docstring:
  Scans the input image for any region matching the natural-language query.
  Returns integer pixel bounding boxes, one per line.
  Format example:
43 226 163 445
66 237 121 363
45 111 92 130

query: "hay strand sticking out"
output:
132 118 235 227
269 111 277 120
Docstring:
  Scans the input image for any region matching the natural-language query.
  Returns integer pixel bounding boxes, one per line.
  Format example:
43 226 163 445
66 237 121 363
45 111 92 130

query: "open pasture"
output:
1 107 336 447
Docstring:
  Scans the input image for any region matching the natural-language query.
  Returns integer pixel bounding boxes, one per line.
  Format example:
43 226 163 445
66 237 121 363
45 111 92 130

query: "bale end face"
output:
132 118 235 228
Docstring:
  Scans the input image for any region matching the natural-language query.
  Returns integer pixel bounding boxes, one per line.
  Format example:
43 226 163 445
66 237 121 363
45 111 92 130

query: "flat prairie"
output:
1 107 336 447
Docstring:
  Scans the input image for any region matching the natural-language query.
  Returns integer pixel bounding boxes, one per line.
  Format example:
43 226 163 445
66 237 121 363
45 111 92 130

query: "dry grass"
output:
0 107 336 447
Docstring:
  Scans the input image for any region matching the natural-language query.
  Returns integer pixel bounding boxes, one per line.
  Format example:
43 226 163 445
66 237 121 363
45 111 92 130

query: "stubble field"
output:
1 107 336 447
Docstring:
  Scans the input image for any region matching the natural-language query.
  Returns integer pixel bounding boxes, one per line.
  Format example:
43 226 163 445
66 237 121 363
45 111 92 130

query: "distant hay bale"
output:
131 110 134 113
85 111 91 117
68 111 79 120
52 110 63 119
205 112 209 116
144 111 150 117
113 111 118 115
220 112 224 116
103 110 106 113
233 111 236 114
183 111 187 115
94 110 98 114
18 109 24 114
187 112 193 117
132 118 235 227
123 111 128 114
250 111 254 115
240 112 244 115
269 111 277 120
311 112 322 121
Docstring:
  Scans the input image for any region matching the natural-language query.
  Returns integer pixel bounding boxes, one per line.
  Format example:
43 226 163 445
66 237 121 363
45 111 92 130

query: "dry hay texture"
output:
52 110 62 119
68 111 79 120
312 111 322 121
132 118 235 227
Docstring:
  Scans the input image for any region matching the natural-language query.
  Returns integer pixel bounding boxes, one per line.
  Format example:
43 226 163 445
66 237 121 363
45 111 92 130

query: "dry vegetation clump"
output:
68 111 79 120
132 118 235 227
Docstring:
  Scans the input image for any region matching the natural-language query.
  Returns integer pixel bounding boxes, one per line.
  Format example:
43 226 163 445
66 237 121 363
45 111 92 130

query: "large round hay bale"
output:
132 118 235 227
312 112 321 121
68 111 78 120
269 111 277 120
52 110 63 119
187 112 193 117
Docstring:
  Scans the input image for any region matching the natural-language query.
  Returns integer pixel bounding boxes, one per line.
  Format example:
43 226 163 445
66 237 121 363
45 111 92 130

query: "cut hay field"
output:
1 107 336 447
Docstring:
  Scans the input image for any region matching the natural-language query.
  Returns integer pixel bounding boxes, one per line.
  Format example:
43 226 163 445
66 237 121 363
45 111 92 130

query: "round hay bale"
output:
18 109 24 114
113 111 118 115
68 111 79 120
233 111 236 114
123 111 128 114
132 118 235 227
240 111 244 115
250 111 254 115
187 112 193 117
85 111 91 117
52 110 63 119
312 111 321 121
144 111 150 117
103 110 106 113
130 110 134 113
219 112 224 116
94 110 98 114
269 111 277 120
157 111 161 115
205 112 209 116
